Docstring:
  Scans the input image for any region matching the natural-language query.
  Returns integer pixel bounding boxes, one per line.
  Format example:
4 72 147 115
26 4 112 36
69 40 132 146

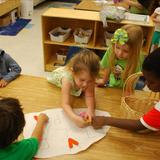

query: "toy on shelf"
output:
53 48 68 68
104 31 114 46
73 28 93 44
56 48 67 62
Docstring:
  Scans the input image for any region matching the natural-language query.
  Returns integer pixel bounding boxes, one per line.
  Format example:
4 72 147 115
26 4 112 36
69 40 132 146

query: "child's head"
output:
67 48 100 90
0 98 25 148
154 7 160 15
142 48 160 92
110 24 143 80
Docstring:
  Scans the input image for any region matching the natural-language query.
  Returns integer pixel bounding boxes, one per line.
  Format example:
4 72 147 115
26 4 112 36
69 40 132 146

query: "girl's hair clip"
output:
111 28 128 45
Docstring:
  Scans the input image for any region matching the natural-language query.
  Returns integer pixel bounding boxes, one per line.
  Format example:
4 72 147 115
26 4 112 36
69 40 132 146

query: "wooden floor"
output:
0 75 159 160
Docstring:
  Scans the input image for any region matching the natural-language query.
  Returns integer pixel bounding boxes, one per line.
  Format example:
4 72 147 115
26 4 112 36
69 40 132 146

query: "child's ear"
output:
70 67 73 72
70 67 75 75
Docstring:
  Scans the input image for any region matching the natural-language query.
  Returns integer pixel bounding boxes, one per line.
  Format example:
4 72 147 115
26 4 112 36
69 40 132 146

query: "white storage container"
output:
49 27 71 42
56 48 67 63
20 0 33 18
104 31 113 46
73 28 92 44
56 53 66 62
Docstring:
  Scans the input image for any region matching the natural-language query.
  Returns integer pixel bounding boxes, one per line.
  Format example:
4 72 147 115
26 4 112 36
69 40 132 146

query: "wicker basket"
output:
120 72 160 119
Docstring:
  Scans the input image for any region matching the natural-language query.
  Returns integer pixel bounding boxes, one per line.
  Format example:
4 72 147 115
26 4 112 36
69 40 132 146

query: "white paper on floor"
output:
23 108 110 158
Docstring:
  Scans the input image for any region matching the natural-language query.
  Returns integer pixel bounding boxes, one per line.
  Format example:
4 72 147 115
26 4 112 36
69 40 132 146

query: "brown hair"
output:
67 48 100 78
109 24 143 81
0 98 25 148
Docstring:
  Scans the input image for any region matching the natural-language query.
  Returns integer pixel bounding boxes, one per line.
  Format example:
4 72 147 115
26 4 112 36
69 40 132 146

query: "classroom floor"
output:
0 0 149 91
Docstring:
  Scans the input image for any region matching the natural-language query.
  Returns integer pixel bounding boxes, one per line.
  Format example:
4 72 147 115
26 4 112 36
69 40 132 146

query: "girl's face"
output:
73 70 95 90
114 43 130 60
143 70 160 92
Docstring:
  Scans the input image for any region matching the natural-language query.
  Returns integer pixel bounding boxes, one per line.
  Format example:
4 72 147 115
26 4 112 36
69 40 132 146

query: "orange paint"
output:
68 138 79 149
34 115 38 121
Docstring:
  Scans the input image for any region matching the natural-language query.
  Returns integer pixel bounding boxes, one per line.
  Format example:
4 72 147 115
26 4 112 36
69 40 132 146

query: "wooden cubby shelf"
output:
42 8 154 72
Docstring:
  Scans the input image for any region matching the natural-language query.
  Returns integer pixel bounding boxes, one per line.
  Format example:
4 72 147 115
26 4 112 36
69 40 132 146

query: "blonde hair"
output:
109 24 143 81
67 48 100 78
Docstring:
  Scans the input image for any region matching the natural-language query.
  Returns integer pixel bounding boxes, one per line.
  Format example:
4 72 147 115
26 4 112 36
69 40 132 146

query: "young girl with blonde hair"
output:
92 48 160 131
47 49 100 128
97 24 144 89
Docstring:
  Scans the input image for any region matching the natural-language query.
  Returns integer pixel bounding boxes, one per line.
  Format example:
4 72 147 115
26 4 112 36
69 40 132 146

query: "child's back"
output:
0 97 48 160
0 138 38 160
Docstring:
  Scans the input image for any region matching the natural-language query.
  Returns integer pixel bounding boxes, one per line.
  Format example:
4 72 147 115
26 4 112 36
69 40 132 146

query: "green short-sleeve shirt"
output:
0 138 39 160
128 0 149 15
129 6 148 15
101 46 144 88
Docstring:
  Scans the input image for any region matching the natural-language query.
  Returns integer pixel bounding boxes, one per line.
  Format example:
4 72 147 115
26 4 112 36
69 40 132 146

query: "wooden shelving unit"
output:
42 8 154 71
0 0 20 17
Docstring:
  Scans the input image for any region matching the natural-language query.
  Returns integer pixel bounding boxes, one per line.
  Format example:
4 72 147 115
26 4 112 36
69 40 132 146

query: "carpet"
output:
0 18 31 36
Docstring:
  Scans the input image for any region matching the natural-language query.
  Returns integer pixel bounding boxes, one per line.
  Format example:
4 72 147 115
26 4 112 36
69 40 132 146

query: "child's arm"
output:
31 113 49 142
151 12 160 24
61 78 87 128
0 79 8 88
96 68 110 87
123 0 143 9
3 53 21 83
92 116 146 131
84 82 96 122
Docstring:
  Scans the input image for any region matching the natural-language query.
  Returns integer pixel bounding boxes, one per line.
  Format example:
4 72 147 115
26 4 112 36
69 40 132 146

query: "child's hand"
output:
31 113 49 141
79 111 93 124
37 113 49 124
95 79 106 87
83 112 92 123
0 79 8 87
74 115 88 128
84 110 95 123
91 116 106 129
122 0 129 4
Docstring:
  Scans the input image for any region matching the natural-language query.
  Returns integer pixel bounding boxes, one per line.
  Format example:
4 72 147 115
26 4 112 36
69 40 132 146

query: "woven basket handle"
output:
122 72 143 96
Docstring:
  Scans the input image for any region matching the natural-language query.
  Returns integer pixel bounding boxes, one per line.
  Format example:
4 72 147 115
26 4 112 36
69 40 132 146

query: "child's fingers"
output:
93 125 102 129
79 112 86 118
84 114 92 124
83 113 88 120
78 112 92 125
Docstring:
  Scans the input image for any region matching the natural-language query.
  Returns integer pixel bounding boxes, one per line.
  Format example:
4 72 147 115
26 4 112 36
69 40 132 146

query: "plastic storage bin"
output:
49 27 71 42
73 28 92 44
104 31 113 46
56 48 67 62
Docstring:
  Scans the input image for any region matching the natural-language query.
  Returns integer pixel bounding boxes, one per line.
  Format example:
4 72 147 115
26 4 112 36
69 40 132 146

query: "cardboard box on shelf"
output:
0 14 11 27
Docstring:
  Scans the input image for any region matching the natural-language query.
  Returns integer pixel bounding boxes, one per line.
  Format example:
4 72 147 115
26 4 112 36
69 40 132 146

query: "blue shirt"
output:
0 49 21 82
